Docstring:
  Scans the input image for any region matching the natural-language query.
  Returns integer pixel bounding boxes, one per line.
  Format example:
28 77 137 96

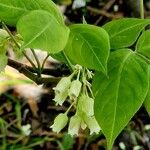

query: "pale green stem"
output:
31 48 41 77
65 100 76 115
62 51 74 72
41 53 50 72
140 0 144 19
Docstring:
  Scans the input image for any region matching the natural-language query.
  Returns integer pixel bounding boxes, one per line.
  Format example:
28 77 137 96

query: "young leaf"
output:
0 0 64 26
17 10 70 54
103 18 150 50
136 30 150 59
92 49 149 150
64 24 110 73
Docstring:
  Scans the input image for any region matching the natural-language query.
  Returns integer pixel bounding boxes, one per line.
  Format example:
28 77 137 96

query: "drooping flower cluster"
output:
50 65 101 136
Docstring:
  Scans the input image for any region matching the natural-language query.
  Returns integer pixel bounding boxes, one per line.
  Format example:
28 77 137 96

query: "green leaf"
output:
92 49 149 150
136 30 150 59
103 18 150 50
0 29 9 42
0 29 9 54
17 10 70 54
0 0 64 26
61 134 74 150
144 67 150 116
0 54 7 72
51 52 67 63
0 29 9 59
65 24 110 73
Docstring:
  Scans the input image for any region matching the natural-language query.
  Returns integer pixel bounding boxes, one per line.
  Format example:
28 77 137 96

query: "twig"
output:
7 58 60 85
87 6 117 19
7 58 70 77
95 0 116 25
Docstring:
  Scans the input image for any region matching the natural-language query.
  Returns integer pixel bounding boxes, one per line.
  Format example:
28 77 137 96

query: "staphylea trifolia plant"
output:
0 0 150 149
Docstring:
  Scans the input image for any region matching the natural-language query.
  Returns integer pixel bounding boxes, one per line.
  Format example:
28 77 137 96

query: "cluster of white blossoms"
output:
50 65 101 136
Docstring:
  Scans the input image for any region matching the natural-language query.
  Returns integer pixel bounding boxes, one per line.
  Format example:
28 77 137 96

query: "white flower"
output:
21 124 32 136
50 113 68 133
72 0 86 9
68 80 82 100
53 77 71 94
53 90 68 106
68 115 81 136
53 76 72 105
84 116 101 135
77 94 94 116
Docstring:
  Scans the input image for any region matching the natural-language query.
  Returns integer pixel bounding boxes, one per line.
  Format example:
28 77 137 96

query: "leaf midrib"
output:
108 51 133 147
77 33 106 72
0 3 27 12
22 22 51 49
110 22 149 39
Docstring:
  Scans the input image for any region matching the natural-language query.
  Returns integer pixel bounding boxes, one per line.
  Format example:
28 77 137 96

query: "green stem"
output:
77 69 81 80
31 48 41 77
2 22 37 70
65 100 76 115
41 53 50 72
2 22 20 48
62 51 74 72
140 0 144 19
23 51 37 69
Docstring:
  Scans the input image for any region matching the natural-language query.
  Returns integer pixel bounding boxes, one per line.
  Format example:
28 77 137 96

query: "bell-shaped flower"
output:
50 113 68 133
53 76 72 105
68 115 81 136
84 115 101 135
77 94 94 116
68 80 82 100
53 90 68 106
53 77 71 94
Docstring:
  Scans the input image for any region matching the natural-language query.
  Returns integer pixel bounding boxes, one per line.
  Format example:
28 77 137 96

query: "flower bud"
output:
53 90 68 106
68 80 82 99
68 115 81 136
84 116 100 135
53 77 71 94
50 113 68 133
77 94 94 116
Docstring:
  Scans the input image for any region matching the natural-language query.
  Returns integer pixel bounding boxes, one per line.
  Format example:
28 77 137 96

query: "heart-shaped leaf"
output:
92 49 149 150
17 10 69 54
0 0 64 26
103 18 150 50
65 24 110 73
